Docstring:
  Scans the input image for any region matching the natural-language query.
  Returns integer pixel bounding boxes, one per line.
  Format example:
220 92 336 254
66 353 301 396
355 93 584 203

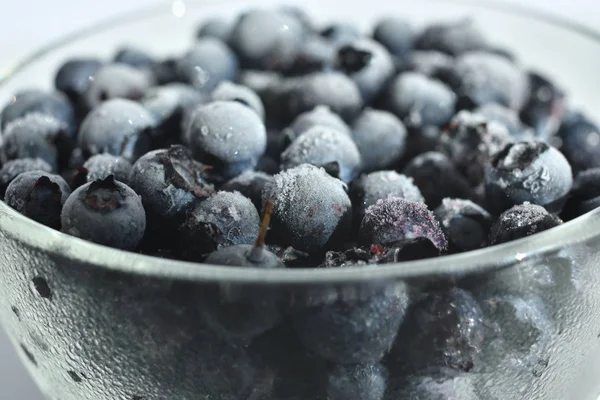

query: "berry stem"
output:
248 200 274 263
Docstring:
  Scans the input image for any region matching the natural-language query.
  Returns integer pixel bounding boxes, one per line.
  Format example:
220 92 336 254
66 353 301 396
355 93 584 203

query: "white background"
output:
0 0 596 398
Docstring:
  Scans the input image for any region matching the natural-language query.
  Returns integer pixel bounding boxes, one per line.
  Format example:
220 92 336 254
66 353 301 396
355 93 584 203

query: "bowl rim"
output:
1 0 600 284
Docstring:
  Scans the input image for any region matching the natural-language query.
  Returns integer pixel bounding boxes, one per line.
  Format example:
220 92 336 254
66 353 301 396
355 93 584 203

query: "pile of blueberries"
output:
0 7 599 398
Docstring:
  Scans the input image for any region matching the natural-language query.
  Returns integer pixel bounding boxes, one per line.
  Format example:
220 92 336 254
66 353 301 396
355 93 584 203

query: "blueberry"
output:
562 168 600 220
178 190 260 260
82 63 153 110
451 52 529 110
415 18 488 56
351 171 424 223
327 363 387 400
229 9 304 71
238 70 282 97
474 103 535 140
262 164 352 253
256 155 279 174
150 57 183 85
211 81 265 121
520 71 565 141
390 374 477 399
177 38 239 92
54 58 103 105
288 35 337 75
359 197 447 253
196 17 233 42
487 203 562 245
77 99 155 162
0 113 67 170
382 72 456 128
281 126 362 183
278 5 315 32
336 39 395 103
294 273 409 364
406 51 454 77
61 176 146 250
351 108 407 172
114 46 155 69
83 153 133 184
403 151 474 209
185 100 267 181
373 18 414 59
321 23 361 46
5 170 70 229
434 198 492 253
0 158 53 198
221 170 273 212
283 105 351 144
0 89 75 136
485 141 573 214
557 111 600 173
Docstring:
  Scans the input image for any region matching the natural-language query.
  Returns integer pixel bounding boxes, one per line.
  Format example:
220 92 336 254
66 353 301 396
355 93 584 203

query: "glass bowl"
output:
2 0 600 399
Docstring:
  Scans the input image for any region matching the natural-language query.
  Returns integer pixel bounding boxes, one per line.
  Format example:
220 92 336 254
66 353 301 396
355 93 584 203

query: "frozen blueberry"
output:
288 35 337 75
238 70 282 97
562 168 600 220
150 57 183 85
221 170 273 212
78 99 155 162
403 151 474 209
281 125 362 183
351 171 424 223
520 71 565 141
83 153 132 184
278 4 315 31
114 46 155 69
0 158 53 198
557 111 600 173
336 39 395 103
321 22 361 46
373 18 414 59
390 374 477 399
82 63 153 110
434 198 492 253
197 17 233 42
61 176 146 250
485 141 573 214
327 363 387 400
405 51 454 77
351 108 407 172
359 197 448 252
382 72 456 128
0 89 75 135
488 203 562 245
177 38 239 92
54 58 103 105
5 171 70 229
229 9 304 71
415 18 488 56
450 52 529 110
185 100 267 181
474 103 535 140
283 105 351 144
262 164 352 253
211 81 265 121
256 155 280 175
294 274 409 364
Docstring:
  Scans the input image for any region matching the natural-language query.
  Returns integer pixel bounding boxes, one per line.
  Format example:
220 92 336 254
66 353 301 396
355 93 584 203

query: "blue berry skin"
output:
77 99 155 162
562 168 600 220
177 191 260 260
5 170 70 229
0 113 67 171
0 158 53 198
520 71 565 141
185 100 267 181
281 126 362 183
151 57 184 86
434 198 492 253
327 363 387 400
488 203 562 246
351 108 407 172
474 103 535 140
83 153 133 184
177 38 239 92
283 105 351 144
293 274 409 364
256 155 280 175
278 4 315 32
321 23 361 46
415 19 488 56
229 9 304 71
262 164 352 253
114 46 155 69
211 81 265 121
221 170 273 212
383 72 456 128
61 176 146 250
336 39 395 104
54 58 103 104
485 141 573 214
289 35 337 75
390 374 477 400
403 151 474 209
373 18 414 59
557 111 600 173
197 17 233 42
0 89 75 136
405 51 454 77
359 197 448 252
351 171 424 223
82 63 153 110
